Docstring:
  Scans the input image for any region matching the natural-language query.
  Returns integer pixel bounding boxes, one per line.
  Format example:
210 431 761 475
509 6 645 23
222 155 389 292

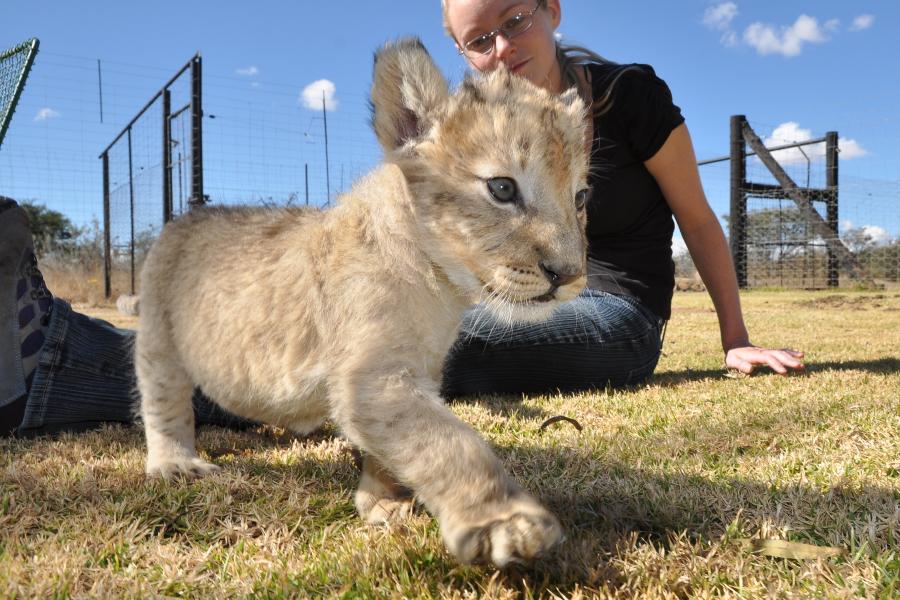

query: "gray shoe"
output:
1 198 53 409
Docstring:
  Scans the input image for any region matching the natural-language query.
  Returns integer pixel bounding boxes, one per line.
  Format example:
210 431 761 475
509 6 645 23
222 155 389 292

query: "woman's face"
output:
445 0 563 93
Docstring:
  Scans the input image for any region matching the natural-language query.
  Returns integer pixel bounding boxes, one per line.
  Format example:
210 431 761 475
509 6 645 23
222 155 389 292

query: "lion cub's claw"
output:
446 502 563 567
146 457 221 480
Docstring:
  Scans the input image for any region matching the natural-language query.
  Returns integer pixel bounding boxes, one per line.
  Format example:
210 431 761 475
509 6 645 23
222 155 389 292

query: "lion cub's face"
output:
372 40 589 323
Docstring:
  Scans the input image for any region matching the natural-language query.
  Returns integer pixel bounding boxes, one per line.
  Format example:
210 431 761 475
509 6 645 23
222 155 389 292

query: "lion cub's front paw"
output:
355 489 415 525
444 497 563 567
146 456 221 480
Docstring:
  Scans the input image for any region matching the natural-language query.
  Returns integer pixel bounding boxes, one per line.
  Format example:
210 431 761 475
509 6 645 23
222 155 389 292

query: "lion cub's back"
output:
139 205 324 356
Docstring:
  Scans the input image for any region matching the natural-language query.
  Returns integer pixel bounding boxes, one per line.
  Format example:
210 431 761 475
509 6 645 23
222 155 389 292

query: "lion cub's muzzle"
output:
538 260 581 289
514 260 584 304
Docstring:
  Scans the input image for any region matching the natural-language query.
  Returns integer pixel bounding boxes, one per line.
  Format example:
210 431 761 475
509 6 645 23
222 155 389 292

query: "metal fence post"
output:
162 89 172 223
102 153 111 299
127 129 136 295
729 115 747 288
189 55 204 208
825 131 839 287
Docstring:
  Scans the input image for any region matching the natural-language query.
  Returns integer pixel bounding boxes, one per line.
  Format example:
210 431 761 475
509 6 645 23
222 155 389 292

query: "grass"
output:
2 289 898 598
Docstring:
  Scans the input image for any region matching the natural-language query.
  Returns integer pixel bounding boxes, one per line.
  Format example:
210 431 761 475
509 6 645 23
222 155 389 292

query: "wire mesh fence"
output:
0 51 897 301
100 56 201 296
0 38 39 147
727 117 897 289
0 51 383 300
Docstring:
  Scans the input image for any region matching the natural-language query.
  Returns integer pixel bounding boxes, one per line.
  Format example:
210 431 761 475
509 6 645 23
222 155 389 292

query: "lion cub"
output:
136 38 589 567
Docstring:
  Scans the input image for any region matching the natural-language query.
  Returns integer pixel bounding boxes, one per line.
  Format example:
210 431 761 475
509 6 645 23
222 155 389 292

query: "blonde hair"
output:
440 0 454 37
440 1 632 116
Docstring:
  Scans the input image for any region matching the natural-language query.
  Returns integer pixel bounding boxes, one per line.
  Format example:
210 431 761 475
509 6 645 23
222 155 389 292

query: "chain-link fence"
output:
695 117 898 290
1 50 897 300
0 38 39 148
100 55 203 297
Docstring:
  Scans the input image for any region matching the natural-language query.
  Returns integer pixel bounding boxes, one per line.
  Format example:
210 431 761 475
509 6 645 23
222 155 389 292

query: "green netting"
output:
0 37 40 149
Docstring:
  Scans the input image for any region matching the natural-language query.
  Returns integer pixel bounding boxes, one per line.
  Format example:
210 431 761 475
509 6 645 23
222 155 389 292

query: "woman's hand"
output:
725 345 805 375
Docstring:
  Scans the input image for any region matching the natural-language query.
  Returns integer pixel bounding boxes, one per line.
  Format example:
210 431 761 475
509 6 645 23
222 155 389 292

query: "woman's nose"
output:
494 33 515 61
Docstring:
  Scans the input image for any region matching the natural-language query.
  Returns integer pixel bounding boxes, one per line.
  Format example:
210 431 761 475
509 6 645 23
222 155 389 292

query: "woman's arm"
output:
644 123 804 374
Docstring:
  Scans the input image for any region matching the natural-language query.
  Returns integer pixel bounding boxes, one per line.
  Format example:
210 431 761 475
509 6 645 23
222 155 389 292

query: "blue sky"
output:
3 1 898 244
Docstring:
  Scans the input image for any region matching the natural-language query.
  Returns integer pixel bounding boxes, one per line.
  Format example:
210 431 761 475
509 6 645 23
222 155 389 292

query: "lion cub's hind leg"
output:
355 455 415 524
137 336 219 479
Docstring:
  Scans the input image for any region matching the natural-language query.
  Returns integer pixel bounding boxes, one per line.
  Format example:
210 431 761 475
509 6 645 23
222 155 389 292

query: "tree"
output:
18 200 77 255
857 242 900 282
841 226 876 254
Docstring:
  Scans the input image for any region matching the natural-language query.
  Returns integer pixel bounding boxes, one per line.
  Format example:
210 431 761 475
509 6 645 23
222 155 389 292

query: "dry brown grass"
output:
39 264 136 308
2 290 898 598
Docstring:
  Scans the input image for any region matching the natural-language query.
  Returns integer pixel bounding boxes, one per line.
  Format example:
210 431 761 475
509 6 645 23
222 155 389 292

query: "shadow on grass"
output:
652 355 899 388
3 391 897 597
449 394 550 420
523 460 898 594
806 357 900 374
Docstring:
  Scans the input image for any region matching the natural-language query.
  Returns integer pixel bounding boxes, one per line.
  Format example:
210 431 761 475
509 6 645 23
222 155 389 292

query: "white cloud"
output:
824 18 841 32
762 122 867 165
300 79 337 111
861 225 890 246
764 122 820 164
838 138 868 160
672 236 689 257
743 14 828 57
703 2 738 31
34 108 60 121
850 14 875 31
702 2 740 45
236 66 259 76
842 221 893 248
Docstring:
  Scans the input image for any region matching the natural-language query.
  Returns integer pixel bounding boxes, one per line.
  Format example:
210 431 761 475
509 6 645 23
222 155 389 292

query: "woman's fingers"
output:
764 352 788 374
726 346 806 375
773 349 804 369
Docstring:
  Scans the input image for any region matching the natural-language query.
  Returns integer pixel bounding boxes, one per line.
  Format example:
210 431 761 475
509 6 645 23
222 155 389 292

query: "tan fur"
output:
136 38 588 567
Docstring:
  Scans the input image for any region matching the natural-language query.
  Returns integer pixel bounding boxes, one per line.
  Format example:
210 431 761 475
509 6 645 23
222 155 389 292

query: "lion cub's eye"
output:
486 177 518 204
575 188 592 211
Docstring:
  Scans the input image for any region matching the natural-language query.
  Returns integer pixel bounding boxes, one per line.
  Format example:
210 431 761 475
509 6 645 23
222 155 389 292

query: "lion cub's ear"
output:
371 37 449 152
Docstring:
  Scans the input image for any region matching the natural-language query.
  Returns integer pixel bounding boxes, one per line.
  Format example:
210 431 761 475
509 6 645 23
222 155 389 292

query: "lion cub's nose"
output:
539 261 581 287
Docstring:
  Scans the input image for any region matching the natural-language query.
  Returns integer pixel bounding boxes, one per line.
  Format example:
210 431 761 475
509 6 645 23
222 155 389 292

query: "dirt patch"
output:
795 294 890 310
675 277 706 292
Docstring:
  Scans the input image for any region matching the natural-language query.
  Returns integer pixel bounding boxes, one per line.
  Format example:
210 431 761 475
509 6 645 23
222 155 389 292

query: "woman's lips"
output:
509 58 530 73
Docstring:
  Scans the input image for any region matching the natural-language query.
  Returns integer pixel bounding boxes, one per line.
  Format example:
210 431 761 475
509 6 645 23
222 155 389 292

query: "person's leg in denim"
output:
0 198 254 437
441 289 663 398
17 299 254 437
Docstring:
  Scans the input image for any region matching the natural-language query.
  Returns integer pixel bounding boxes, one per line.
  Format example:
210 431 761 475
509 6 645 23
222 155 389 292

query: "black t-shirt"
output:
584 62 684 320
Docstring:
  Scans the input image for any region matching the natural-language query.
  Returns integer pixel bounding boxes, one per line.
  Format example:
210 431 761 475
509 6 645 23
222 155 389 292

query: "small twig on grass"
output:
538 415 583 433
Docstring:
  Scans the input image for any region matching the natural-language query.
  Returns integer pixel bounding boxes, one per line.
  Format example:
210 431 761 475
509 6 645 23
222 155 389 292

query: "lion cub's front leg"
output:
336 372 562 567
136 334 219 479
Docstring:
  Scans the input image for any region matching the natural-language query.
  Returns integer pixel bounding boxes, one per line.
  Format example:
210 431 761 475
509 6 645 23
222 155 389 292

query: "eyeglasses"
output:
458 0 546 57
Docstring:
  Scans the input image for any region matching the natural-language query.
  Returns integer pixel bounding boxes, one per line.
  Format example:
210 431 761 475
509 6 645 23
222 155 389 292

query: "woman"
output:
439 0 804 397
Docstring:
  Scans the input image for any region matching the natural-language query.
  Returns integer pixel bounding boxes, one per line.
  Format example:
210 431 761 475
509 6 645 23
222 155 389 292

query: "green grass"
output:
2 290 898 598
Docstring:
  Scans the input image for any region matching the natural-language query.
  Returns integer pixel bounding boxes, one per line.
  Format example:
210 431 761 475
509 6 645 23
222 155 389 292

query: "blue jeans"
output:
15 299 253 437
14 291 662 436
441 289 664 397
